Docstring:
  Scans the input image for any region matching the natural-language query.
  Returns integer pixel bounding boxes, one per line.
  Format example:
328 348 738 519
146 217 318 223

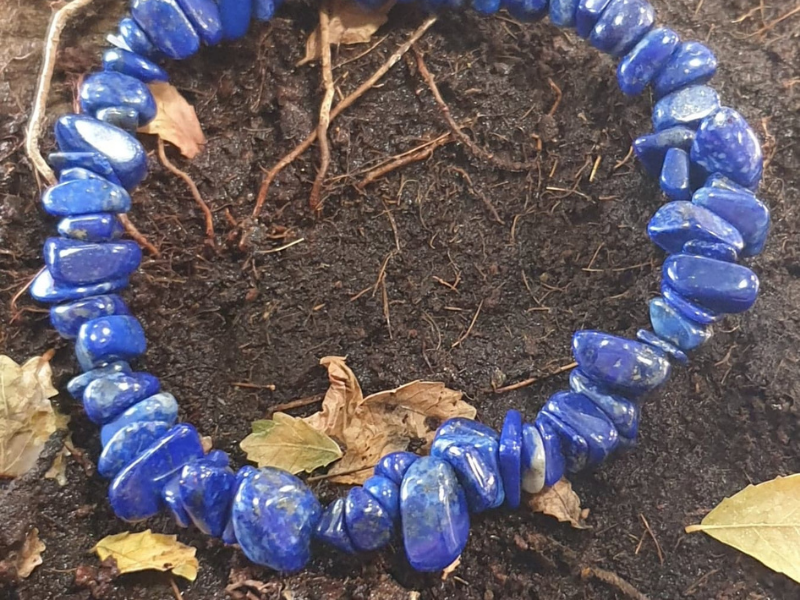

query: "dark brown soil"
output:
1 0 799 598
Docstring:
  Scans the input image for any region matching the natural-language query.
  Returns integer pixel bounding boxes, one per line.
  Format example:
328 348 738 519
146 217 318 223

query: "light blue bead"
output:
535 411 588 473
568 369 640 439
576 0 611 39
315 498 356 553
96 107 140 131
649 297 711 352
374 451 419 485
659 147 692 201
101 392 179 445
42 179 131 217
175 0 224 45
534 415 566 486
363 475 400 522
435 418 498 441
162 474 191 527
254 0 282 20
218 0 252 40
344 487 394 552
682 240 738 262
636 329 688 364
50 294 129 339
692 187 770 256
498 409 522 508
67 361 131 399
589 0 654 57
44 238 141 286
520 422 546 494
542 391 619 467
653 41 717 99
550 0 579 27
431 433 504 513
131 0 201 60
179 462 236 537
30 269 129 304
76 315 147 370
102 48 169 83
83 371 160 424
652 85 720 131
57 213 125 242
79 72 157 126
49 152 123 188
661 282 722 325
116 17 162 59
617 27 680 96
647 201 744 255
633 126 695 176
98 420 170 478
502 0 548 21
663 254 759 314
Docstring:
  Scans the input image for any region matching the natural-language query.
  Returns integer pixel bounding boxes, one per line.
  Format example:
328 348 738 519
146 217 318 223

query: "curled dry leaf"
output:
527 478 589 529
138 82 206 159
92 530 199 581
0 528 45 580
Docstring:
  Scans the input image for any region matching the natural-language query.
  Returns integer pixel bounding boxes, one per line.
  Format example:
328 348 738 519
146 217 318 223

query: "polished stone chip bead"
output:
202 449 231 468
652 85 720 132
568 369 640 439
79 72 157 126
49 152 123 187
163 474 192 527
473 0 502 14
534 415 566 486
102 48 168 83
58 166 109 184
44 238 142 286
30 269 129 304
632 126 695 177
374 451 419 485
42 178 132 217
692 187 770 257
663 254 759 314
535 410 588 473
232 467 322 572
131 0 201 60
54 115 148 190
96 107 141 131
109 423 204 521
617 27 680 96
363 475 400 522
550 0 580 27
101 392 179 445
432 435 504 513
218 0 253 40
659 147 691 201
57 213 124 243
682 239 738 262
543 391 619 467
98 420 171 478
502 0 548 21
50 294 129 339
435 417 499 441
315 498 356 553
590 0 655 57
67 361 131 399
636 329 688 364
221 467 257 544
499 410 523 508
520 422 546 494
400 456 470 572
647 201 744 255
176 0 224 45
344 487 394 552
115 17 163 59
661 283 722 325
179 461 237 537
254 0 282 20
691 108 763 190
76 315 147 371
649 297 711 351
83 371 160 424
653 41 718 99
576 0 611 39
572 330 671 395
705 172 756 195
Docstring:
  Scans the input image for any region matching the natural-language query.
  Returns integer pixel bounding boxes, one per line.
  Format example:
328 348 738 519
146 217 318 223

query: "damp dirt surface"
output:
1 0 799 598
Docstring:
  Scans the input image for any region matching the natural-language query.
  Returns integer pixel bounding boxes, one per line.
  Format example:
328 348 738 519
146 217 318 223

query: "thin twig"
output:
547 78 563 117
357 133 454 188
10 267 44 316
492 361 577 393
268 394 325 415
253 237 305 254
640 513 665 564
309 1 335 212
169 577 184 600
307 464 374 482
451 299 483 349
580 567 650 600
118 214 160 257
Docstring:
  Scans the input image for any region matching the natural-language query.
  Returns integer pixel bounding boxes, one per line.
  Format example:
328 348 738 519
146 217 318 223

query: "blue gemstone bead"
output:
520 422 546 494
98 420 170 478
76 315 147 370
636 329 688 364
617 27 680 96
590 0 654 56
682 240 738 262
83 371 160 424
375 451 419 485
67 361 131 399
431 434 504 513
363 475 400 522
400 456 469 572
162 474 191 527
653 41 717 99
647 201 744 255
534 416 566 486
96 107 141 131
576 0 611 38
543 391 619 467
30 269 129 304
315 498 356 553
550 0 579 27
659 147 692 201
653 85 720 131
54 115 147 190
203 449 230 468
705 173 756 195
231 467 322 572
344 487 394 552
175 0 224 45
661 283 722 325
102 48 168 83
218 0 252 40
691 108 763 191
44 238 141 286
42 179 131 217
663 254 759 314
692 187 770 256
101 392 179 445
633 127 695 177
57 213 125 242
254 0 282 20
131 0 201 60
179 462 236 537
109 423 204 521
473 0 501 14
58 166 109 184
49 152 123 187
435 418 498 441
498 410 522 508
502 0 548 21
568 369 640 439
221 466 258 544
116 17 163 59
50 294 129 339
535 411 588 473
79 72 157 126
649 297 711 352
572 331 671 395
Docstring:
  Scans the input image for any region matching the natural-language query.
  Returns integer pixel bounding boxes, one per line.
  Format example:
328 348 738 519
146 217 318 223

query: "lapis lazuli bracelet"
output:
30 0 769 574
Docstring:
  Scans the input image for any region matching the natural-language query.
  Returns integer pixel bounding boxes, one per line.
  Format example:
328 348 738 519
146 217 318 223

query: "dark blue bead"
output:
431 434 504 513
692 187 770 256
550 0 579 27
660 147 692 201
218 0 252 40
109 423 204 521
67 361 131 399
315 498 356 553
535 410 588 473
58 166 109 184
520 422 546 494
42 179 131 217
617 27 680 96
363 475 400 522
647 201 744 255
374 451 419 485
661 282 722 325
49 152 123 187
222 466 258 544
498 410 522 508
50 294 129 339
576 0 611 39
254 0 282 20
652 85 720 131
76 315 147 370
649 297 711 351
534 415 566 486
44 238 141 286
502 0 548 21
572 331 671 395
102 48 168 83
473 0 501 14
79 72 157 126
179 462 236 537
231 468 322 572
131 0 201 60
682 240 738 262
543 391 619 467
663 254 759 314
176 0 224 45
54 115 147 190
344 487 394 552
653 41 717 99
400 456 469 572
435 418 498 441
116 17 162 59
590 0 654 56
568 369 640 439
633 126 695 176
637 329 688 364
101 392 179 445
162 474 191 527
203 449 230 468
83 371 160 424
30 269 129 304
57 213 124 242
705 172 756 195
98 420 170 478
96 107 140 131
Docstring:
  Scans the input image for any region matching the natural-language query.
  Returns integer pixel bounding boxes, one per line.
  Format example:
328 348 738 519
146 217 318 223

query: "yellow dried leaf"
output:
0 528 45 579
93 530 199 581
527 478 588 529
138 82 206 159
240 412 343 474
685 474 800 584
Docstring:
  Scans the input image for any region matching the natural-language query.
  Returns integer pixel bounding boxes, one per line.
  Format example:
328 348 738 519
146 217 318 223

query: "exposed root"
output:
581 567 651 600
309 1 336 212
492 361 577 393
118 214 160 257
357 132 454 189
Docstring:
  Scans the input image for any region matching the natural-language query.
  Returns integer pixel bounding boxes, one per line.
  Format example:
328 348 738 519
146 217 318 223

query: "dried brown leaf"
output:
0 528 45 579
138 82 206 159
528 478 589 529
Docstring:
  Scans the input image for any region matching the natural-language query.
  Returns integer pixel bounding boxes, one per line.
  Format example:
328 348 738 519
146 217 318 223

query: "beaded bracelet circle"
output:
30 0 769 574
